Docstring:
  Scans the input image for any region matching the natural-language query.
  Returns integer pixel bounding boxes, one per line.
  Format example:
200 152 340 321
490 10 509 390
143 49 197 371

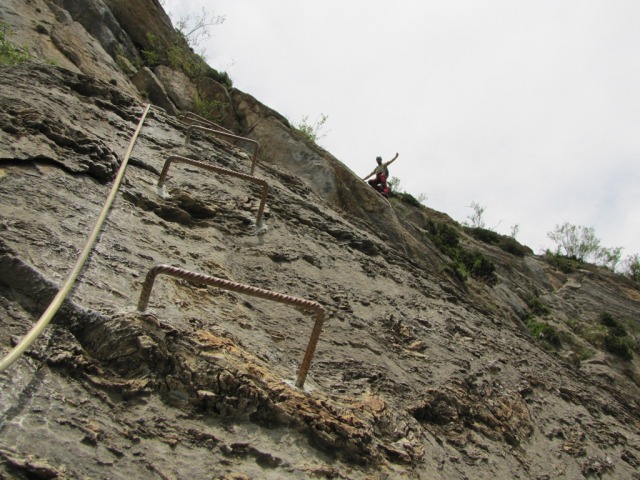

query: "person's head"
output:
376 156 382 165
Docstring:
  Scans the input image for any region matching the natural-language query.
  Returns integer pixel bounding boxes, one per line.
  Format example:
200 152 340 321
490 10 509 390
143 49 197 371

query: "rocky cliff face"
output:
1 2 639 479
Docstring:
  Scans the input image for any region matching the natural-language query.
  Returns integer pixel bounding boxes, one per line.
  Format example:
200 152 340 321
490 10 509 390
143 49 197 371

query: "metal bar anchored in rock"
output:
158 155 269 230
178 112 235 135
137 264 327 389
184 125 259 175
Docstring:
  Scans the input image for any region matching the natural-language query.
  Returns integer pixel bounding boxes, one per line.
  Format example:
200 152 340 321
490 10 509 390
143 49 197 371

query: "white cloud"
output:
164 0 640 256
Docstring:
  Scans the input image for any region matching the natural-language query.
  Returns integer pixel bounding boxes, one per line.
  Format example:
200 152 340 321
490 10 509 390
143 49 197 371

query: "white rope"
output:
0 103 151 372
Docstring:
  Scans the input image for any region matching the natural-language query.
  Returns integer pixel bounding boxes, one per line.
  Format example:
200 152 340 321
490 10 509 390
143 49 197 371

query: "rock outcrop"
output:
50 0 141 63
102 0 175 52
131 66 178 115
155 65 196 111
1 2 639 479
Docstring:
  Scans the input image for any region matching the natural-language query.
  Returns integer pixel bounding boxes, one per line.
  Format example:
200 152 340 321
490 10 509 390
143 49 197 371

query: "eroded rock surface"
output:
1 2 640 479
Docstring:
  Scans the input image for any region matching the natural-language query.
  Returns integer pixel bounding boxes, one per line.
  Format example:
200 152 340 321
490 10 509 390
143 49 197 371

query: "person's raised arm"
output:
385 152 399 167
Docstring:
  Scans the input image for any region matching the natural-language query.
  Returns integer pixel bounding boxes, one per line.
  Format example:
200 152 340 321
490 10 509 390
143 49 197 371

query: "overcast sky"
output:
164 0 639 258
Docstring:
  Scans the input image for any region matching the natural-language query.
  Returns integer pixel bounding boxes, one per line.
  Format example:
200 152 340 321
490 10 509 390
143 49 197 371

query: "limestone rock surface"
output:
1 2 639 479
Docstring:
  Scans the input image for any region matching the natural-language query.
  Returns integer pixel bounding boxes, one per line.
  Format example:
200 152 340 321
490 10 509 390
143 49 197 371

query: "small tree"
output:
596 246 623 272
464 202 486 229
622 254 640 281
293 113 329 143
547 222 601 262
173 7 225 52
387 176 401 192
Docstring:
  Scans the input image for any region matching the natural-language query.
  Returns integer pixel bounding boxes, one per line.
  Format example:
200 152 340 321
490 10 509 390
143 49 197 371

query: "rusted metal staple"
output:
137 264 326 389
185 125 259 175
178 112 234 135
158 155 269 229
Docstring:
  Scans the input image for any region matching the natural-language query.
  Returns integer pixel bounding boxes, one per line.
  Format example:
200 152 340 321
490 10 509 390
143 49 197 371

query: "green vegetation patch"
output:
464 226 530 257
524 295 560 349
426 220 498 286
543 251 582 274
569 313 636 361
291 114 329 144
393 191 423 208
426 219 459 257
527 295 551 317
600 312 634 361
459 249 497 285
0 26 32 65
192 92 226 124
142 32 232 88
526 318 562 349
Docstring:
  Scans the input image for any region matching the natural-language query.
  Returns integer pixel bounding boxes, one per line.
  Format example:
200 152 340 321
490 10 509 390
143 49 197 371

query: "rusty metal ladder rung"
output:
137 264 326 389
178 111 235 135
185 125 259 175
158 155 269 231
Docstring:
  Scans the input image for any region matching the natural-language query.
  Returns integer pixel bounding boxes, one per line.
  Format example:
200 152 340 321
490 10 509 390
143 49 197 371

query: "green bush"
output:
386 177 427 206
443 262 467 283
566 317 581 333
621 254 640 282
498 236 530 257
141 32 232 88
604 334 633 361
528 296 551 316
168 45 202 79
599 312 626 336
582 324 607 348
192 92 225 123
600 312 634 360
0 25 32 65
426 220 497 285
526 319 562 348
141 32 163 66
464 201 486 228
426 219 459 257
202 65 233 88
464 226 529 257
525 295 559 349
577 347 595 362
465 227 500 244
544 251 581 274
459 249 498 285
394 191 422 208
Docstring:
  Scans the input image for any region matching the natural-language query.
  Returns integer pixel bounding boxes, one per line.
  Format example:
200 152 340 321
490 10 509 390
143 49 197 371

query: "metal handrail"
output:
137 264 326 388
158 155 269 229
178 111 234 135
185 125 259 175
0 104 152 373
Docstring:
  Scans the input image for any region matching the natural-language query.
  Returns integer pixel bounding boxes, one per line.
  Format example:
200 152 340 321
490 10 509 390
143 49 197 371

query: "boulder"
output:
154 65 196 111
131 67 178 115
